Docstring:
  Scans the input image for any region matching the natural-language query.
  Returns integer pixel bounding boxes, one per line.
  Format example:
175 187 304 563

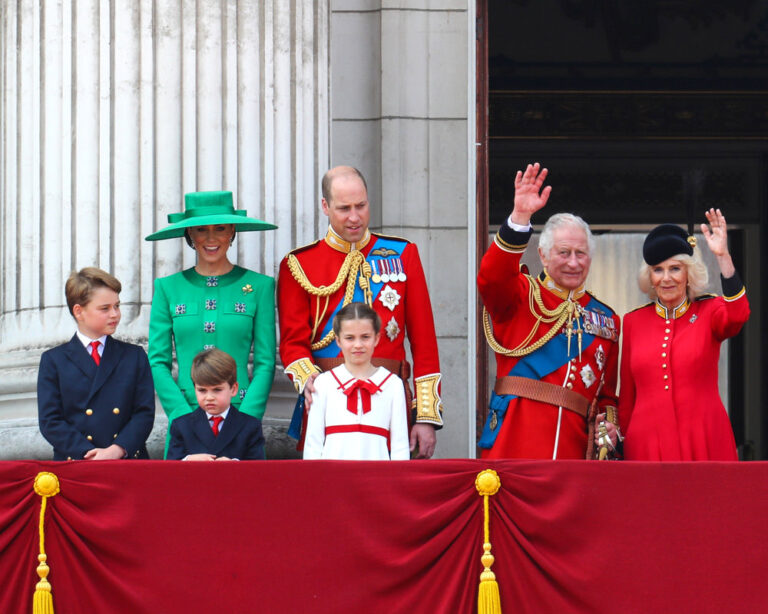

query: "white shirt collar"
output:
76 331 108 352
205 407 230 421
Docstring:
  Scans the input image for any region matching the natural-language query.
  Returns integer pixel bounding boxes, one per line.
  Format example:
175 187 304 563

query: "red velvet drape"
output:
1 460 766 614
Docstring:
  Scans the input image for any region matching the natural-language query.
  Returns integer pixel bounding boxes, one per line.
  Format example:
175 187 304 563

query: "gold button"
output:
113 407 120 415
571 358 576 363
665 385 669 390
85 409 93 416
662 363 667 368
662 343 667 348
664 336 669 341
666 320 670 324
113 434 118 439
421 409 429 414
66 456 72 461
86 435 93 441
569 374 576 381
566 383 573 389
662 352 667 358
664 375 668 380
665 329 671 333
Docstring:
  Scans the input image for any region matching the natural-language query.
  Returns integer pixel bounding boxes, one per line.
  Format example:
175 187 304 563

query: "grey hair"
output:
638 249 709 301
538 213 595 256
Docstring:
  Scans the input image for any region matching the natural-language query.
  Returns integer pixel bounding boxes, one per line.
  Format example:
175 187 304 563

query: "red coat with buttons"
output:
478 226 620 460
619 286 749 461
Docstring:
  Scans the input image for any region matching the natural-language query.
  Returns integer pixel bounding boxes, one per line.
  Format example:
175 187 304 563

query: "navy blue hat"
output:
642 224 694 265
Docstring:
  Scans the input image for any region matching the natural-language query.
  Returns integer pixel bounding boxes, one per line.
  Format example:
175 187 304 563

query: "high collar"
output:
324 226 372 253
538 270 586 301
654 297 691 319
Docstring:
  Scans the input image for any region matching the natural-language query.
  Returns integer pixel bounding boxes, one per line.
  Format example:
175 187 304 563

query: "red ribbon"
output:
342 379 381 415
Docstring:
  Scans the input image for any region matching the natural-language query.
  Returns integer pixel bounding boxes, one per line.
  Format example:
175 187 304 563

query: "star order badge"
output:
378 284 401 312
594 344 606 372
385 316 401 341
580 364 596 388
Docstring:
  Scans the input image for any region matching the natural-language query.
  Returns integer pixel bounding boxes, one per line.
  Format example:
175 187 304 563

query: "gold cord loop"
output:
483 276 584 358
287 250 373 350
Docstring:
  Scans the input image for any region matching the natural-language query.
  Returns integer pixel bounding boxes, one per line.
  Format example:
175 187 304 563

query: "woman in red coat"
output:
619 209 749 460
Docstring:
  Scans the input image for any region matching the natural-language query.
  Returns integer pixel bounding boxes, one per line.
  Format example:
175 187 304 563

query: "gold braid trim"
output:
413 373 444 426
483 275 582 358
287 250 373 350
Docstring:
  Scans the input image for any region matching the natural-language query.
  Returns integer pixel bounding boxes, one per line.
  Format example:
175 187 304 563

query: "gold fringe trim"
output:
475 469 502 614
32 472 60 614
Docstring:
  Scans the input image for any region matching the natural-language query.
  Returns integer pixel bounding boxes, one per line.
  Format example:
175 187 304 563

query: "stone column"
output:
0 1 330 439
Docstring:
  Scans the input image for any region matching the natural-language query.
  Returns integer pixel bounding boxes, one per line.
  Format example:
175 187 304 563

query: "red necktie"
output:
90 341 101 366
342 380 381 415
210 416 223 436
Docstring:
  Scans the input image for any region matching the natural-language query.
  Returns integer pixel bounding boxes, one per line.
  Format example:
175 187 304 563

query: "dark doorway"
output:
477 0 768 458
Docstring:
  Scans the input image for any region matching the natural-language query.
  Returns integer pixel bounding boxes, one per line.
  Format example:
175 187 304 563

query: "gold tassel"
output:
32 472 60 614
475 469 502 614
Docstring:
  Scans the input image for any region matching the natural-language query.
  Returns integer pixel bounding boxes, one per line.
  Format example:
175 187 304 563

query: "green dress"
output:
148 266 276 429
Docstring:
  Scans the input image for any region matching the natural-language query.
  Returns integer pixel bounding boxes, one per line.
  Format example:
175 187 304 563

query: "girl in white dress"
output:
303 303 409 460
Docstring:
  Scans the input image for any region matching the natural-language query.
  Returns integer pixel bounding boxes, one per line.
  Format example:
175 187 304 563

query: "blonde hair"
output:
638 250 709 301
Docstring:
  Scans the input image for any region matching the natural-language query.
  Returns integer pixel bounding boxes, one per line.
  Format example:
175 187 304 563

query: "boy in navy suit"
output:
167 349 266 460
37 268 155 460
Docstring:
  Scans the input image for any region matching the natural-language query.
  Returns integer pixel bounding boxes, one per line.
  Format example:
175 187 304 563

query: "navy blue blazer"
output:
37 334 155 460
167 406 265 460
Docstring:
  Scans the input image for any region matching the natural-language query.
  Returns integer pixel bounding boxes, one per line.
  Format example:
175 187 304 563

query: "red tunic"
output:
277 228 442 426
620 285 749 461
478 225 620 459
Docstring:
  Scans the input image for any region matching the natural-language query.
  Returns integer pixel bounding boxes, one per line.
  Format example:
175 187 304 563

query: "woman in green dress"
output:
145 191 277 449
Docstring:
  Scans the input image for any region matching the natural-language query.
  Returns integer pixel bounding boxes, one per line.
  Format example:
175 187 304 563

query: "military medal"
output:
395 258 407 282
580 364 596 388
385 316 401 341
378 284 401 311
380 260 390 283
371 260 382 284
595 344 606 372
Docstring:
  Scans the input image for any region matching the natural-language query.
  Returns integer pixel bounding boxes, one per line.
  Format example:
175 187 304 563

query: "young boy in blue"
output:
37 268 155 460
167 349 266 460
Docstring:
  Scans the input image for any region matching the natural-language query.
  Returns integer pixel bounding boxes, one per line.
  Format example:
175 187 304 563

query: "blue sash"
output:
478 295 605 449
311 237 406 359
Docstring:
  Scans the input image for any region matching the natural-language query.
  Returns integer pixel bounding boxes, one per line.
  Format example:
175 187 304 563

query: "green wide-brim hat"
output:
145 191 277 241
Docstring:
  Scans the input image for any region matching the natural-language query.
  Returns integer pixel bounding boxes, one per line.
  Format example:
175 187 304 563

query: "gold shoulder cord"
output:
287 250 373 350
483 275 582 358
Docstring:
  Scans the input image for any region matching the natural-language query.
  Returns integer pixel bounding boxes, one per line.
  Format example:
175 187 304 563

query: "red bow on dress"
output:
342 379 381 415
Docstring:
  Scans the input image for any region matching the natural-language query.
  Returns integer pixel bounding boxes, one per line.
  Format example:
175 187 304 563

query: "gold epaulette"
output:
413 373 444 426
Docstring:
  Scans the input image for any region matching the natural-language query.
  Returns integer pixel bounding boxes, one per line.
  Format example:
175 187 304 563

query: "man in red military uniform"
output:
477 162 620 459
278 166 443 458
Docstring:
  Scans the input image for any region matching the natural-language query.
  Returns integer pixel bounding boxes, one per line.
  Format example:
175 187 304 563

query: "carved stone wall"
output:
0 1 329 422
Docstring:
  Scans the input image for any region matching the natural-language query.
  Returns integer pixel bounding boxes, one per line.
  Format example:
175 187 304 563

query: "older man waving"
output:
478 162 620 460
